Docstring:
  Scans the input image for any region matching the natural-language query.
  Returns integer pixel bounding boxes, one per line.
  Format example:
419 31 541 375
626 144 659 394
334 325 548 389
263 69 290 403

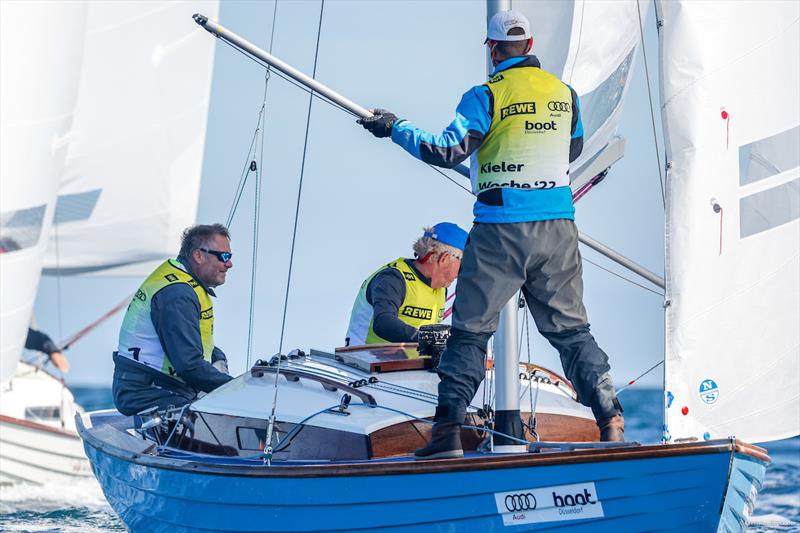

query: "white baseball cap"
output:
485 10 531 43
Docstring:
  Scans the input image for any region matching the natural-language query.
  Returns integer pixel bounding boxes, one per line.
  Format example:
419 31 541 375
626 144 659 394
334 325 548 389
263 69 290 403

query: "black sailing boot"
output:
414 407 463 460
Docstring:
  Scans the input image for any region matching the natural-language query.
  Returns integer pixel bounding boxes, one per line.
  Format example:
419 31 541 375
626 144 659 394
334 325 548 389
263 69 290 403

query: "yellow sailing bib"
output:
476 66 574 193
117 259 214 381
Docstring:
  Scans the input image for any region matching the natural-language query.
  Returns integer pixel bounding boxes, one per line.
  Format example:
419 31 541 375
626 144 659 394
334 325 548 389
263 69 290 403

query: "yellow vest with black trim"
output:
475 66 574 193
117 259 214 382
345 258 445 346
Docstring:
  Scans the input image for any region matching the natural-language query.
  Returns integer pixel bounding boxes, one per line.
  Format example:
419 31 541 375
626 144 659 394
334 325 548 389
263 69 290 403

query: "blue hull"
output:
80 420 768 533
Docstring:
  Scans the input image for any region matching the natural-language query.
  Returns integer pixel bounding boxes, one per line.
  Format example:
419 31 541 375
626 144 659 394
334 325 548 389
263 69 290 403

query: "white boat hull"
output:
0 415 91 485
0 362 92 485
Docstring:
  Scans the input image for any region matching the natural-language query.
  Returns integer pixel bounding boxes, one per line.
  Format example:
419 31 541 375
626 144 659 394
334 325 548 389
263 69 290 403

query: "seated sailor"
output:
112 223 234 416
345 222 468 346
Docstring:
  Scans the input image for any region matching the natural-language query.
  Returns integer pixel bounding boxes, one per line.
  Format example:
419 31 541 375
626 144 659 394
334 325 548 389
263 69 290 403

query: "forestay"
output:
0 1 87 386
515 0 641 189
659 0 800 443
42 1 219 277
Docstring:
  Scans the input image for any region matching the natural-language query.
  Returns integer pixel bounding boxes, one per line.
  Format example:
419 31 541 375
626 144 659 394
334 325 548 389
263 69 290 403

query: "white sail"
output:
659 0 800 443
0 2 87 386
515 0 641 189
42 1 219 277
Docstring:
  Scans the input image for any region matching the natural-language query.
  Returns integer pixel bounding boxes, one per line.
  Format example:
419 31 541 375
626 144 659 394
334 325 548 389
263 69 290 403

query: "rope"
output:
245 2 279 368
59 294 131 349
52 217 64 344
217 37 356 119
278 0 325 354
617 359 664 394
264 0 325 465
636 0 666 208
581 253 664 297
225 126 259 228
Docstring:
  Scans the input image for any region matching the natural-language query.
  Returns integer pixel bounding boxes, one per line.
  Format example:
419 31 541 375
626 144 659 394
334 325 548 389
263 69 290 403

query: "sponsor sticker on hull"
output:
494 482 604 526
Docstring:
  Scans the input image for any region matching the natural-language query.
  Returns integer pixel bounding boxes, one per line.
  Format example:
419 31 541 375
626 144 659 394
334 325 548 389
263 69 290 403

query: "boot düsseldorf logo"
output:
494 482 604 526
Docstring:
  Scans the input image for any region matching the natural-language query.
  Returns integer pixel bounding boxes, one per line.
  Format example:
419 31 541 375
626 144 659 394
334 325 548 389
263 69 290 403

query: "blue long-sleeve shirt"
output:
390 56 583 223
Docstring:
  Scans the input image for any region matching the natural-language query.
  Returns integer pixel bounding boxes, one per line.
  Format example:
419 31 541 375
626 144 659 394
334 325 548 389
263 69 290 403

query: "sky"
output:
33 0 668 391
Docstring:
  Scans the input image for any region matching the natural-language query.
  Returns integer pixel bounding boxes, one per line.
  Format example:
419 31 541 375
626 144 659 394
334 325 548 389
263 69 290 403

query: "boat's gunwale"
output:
1 413 79 438
77 412 771 479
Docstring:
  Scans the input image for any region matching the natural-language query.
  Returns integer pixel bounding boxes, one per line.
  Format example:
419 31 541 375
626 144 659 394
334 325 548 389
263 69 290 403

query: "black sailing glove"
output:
357 108 397 138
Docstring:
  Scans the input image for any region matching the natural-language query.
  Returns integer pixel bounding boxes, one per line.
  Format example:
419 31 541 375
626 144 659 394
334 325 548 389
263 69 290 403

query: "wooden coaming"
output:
369 412 599 458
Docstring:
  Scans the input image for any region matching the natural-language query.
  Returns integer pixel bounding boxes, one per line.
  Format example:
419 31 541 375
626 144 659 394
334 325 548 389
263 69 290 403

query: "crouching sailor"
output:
345 222 468 346
112 223 234 416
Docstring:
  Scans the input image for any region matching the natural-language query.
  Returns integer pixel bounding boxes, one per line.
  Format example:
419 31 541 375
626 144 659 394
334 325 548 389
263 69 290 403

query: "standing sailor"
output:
358 10 624 458
112 224 234 416
346 223 467 346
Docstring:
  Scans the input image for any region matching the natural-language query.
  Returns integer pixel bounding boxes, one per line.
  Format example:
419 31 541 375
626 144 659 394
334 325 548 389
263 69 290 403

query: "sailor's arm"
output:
569 85 583 163
368 269 419 342
25 328 59 355
151 285 232 393
360 86 491 168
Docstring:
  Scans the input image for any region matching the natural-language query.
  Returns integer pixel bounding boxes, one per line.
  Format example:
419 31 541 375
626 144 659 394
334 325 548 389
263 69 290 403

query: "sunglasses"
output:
200 248 232 263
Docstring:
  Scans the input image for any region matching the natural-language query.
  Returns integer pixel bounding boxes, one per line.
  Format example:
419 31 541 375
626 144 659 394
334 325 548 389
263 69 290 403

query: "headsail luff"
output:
0 1 88 386
41 1 219 277
515 0 641 191
659 0 800 443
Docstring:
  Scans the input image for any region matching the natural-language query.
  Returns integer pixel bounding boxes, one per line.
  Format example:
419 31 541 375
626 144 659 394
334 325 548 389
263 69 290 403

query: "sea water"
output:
1 388 797 532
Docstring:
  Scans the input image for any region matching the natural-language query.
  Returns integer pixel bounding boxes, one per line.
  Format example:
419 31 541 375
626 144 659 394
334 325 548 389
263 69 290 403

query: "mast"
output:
486 0 527 453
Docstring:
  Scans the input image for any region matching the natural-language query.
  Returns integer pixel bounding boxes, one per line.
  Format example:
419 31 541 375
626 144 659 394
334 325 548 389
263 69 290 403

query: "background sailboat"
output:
0 0 89 485
0 0 218 485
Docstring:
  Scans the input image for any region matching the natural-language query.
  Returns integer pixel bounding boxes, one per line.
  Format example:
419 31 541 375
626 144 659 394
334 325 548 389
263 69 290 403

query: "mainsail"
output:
659 0 800 443
0 1 87 386
42 1 219 277
515 0 641 190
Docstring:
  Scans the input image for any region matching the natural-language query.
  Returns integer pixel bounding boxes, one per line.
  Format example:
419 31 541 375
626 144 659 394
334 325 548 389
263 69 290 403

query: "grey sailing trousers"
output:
436 220 621 424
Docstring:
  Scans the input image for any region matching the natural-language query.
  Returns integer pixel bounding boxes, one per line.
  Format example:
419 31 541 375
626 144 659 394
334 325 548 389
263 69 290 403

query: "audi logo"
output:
504 493 537 512
547 101 571 112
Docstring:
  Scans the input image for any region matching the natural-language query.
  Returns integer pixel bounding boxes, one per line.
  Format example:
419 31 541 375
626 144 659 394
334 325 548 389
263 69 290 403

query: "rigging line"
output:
265 1 325 464
216 39 473 199
617 359 664 394
226 117 261 228
52 217 64 344
426 164 472 194
246 3 279 367
278 0 326 354
217 37 356 119
637 0 666 208
581 253 664 297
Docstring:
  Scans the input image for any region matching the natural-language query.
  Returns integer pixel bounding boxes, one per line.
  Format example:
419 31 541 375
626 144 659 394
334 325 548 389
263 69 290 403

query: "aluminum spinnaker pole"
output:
193 13 371 119
193 13 474 179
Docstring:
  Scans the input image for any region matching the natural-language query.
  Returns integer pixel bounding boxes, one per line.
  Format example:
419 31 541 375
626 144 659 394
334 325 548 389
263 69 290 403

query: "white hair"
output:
412 227 462 260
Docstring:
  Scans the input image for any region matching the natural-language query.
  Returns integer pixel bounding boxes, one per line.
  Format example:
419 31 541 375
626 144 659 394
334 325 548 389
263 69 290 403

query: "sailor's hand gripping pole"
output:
193 13 373 119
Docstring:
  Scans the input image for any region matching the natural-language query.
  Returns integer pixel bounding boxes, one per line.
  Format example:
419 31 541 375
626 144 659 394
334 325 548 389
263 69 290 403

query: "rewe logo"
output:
401 306 433 320
552 488 597 508
525 121 557 131
500 102 536 120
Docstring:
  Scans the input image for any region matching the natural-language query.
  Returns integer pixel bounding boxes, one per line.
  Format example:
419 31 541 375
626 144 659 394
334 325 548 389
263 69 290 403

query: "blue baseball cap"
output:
424 222 468 251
